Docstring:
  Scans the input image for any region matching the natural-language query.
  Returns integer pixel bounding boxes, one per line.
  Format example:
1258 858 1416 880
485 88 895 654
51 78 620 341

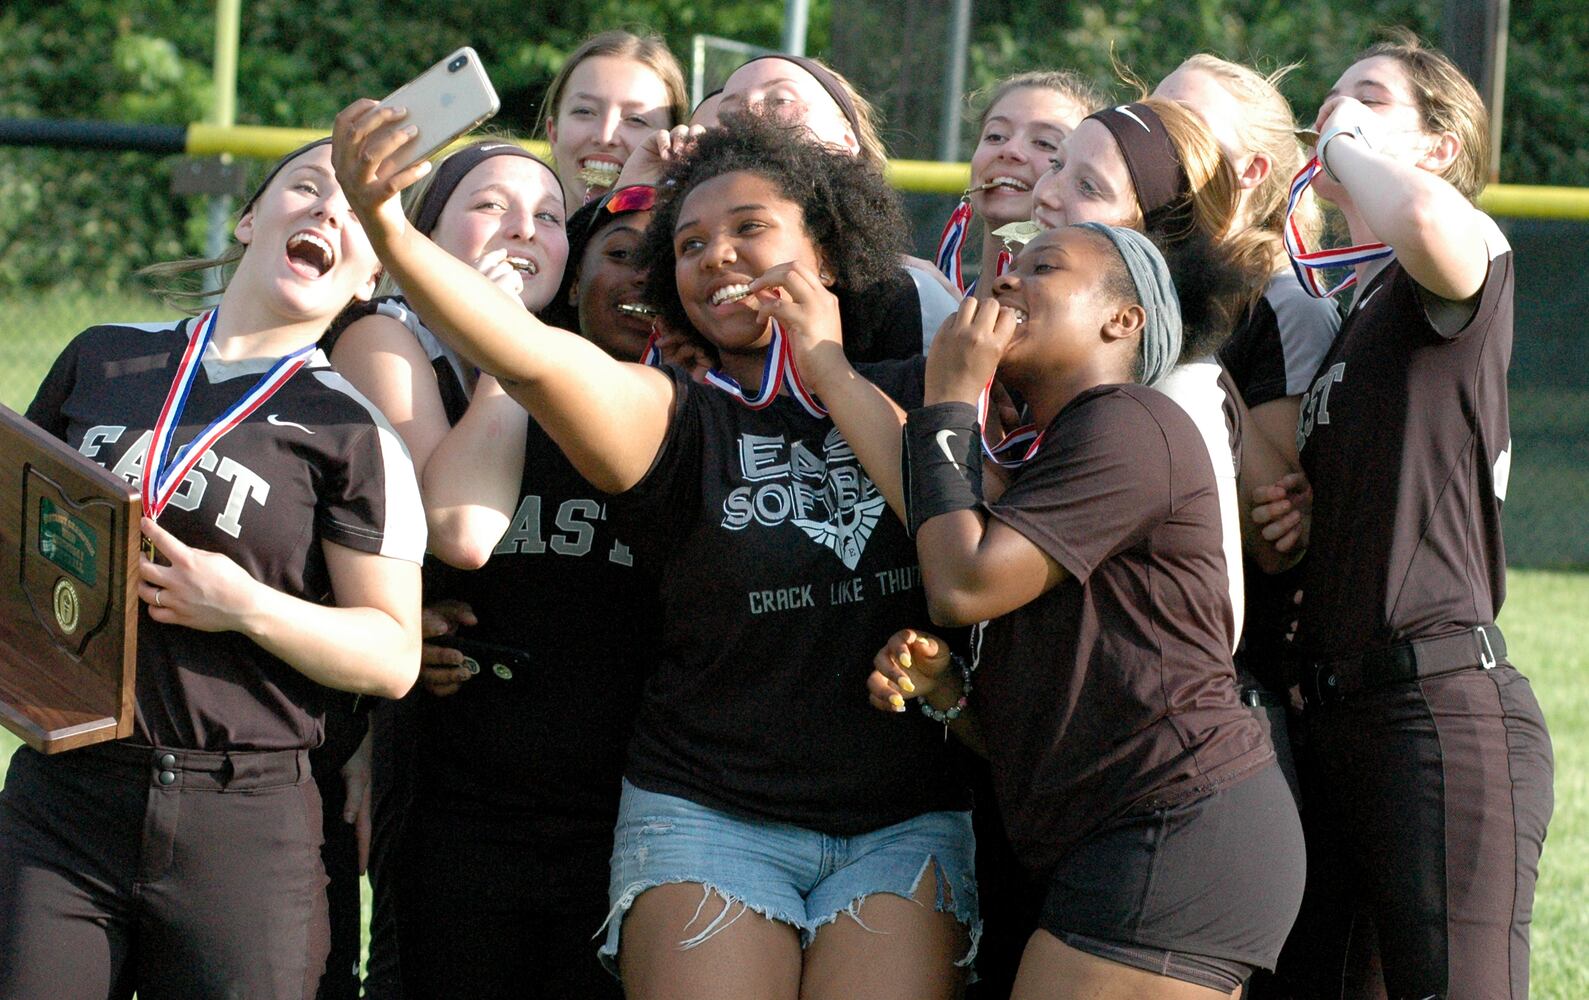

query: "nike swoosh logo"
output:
935 429 959 463
266 414 315 434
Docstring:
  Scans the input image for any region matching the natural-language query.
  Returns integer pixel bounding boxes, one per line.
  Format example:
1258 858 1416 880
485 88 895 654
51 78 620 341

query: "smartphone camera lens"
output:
448 55 467 73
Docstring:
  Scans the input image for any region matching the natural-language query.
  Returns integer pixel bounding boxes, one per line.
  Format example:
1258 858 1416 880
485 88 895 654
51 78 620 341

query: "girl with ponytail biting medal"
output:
334 102 978 1000
1251 32 1553 1000
941 71 1104 297
771 220 1304 997
540 30 688 208
0 140 425 999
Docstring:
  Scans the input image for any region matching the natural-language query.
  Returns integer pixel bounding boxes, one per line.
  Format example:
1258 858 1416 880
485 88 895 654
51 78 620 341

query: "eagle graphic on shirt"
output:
721 427 887 570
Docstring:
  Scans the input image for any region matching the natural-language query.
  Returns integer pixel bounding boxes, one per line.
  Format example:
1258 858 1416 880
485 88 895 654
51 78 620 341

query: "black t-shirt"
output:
1296 233 1514 661
327 297 656 838
27 318 426 751
978 384 1271 875
839 267 933 363
611 361 969 835
415 418 655 838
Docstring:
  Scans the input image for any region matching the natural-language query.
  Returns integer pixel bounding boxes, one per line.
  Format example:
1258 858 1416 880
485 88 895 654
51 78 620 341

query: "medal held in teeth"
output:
578 160 622 193
936 178 1032 296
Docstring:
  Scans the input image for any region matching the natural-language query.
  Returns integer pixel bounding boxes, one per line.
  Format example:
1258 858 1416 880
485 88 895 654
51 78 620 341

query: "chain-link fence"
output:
1 165 1582 569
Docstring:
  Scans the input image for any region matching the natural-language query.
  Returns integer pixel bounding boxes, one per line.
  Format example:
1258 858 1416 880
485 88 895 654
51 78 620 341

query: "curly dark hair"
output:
636 109 910 336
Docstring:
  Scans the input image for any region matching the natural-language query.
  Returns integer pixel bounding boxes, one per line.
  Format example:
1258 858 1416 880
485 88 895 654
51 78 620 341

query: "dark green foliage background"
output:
1 0 1584 293
0 0 825 292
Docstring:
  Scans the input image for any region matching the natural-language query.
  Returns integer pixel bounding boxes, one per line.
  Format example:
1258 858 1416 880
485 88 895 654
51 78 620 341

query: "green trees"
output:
908 0 1588 188
1 0 1583 293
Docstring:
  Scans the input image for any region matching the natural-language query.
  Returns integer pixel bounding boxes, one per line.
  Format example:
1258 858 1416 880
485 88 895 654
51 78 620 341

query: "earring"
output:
819 269 834 285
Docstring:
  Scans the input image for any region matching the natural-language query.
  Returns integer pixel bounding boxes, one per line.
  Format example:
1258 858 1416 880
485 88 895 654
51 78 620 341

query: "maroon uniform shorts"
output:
1292 662 1554 1000
1038 763 1306 992
0 741 329 1000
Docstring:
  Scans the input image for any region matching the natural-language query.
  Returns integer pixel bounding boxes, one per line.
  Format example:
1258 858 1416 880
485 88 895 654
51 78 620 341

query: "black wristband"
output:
901 402 982 537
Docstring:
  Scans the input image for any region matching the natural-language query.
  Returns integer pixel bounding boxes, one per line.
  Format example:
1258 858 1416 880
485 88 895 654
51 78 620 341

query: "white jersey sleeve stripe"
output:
311 369 428 564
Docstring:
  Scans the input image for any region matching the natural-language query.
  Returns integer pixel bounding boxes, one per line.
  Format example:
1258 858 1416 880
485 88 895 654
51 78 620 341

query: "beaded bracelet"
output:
919 654 973 724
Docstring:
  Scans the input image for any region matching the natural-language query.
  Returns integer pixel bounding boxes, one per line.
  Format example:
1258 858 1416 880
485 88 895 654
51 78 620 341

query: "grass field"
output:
1 572 1585 993
0 287 174 410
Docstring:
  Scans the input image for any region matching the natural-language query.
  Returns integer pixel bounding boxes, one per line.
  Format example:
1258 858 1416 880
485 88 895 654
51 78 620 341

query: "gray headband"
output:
1073 223 1182 387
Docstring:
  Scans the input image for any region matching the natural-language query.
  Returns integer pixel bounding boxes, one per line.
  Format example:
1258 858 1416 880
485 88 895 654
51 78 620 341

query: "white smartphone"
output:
375 47 500 169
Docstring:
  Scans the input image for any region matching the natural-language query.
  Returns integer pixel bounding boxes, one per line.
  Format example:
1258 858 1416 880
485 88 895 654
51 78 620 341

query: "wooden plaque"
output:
0 403 140 753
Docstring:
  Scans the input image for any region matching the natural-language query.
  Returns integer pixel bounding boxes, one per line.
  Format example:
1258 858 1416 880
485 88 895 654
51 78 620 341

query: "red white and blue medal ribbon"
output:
701 319 828 419
778 319 828 419
935 198 974 294
640 325 663 366
1283 158 1395 299
142 308 316 520
703 321 785 409
962 243 1014 300
975 378 1042 467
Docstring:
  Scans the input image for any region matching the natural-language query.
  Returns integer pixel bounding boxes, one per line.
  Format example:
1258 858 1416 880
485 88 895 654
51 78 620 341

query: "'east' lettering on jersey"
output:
81 425 270 538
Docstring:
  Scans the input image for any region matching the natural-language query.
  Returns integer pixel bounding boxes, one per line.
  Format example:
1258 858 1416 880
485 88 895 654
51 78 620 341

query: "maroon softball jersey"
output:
977 383 1272 875
26 317 426 751
1295 230 1514 661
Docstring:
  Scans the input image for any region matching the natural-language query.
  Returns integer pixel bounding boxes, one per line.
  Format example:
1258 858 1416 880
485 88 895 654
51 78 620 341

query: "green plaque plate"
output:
37 496 99 587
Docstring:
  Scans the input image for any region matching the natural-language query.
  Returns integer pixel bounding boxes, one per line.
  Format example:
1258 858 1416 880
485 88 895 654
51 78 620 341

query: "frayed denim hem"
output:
598 855 983 983
804 854 982 973
596 878 807 976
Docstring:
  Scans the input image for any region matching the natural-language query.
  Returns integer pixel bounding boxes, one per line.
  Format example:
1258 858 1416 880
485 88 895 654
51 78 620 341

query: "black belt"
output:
1241 687 1287 708
1299 625 1505 710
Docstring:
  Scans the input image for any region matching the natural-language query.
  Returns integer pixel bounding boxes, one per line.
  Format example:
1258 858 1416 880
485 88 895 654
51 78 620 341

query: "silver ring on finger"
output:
154 590 164 609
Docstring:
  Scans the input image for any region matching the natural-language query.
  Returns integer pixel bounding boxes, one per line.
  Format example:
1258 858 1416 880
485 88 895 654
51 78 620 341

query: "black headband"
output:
692 87 723 120
413 142 557 236
1085 103 1188 230
242 137 333 214
735 55 862 143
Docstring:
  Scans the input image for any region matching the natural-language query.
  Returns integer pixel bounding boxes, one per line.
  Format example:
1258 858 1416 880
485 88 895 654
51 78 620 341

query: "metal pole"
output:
692 35 706 108
782 0 809 57
938 0 972 162
1487 0 1509 183
1443 0 1509 183
204 0 241 287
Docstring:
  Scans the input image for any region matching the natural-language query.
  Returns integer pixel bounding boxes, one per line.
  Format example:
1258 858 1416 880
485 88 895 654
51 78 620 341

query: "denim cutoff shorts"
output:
599 780 980 974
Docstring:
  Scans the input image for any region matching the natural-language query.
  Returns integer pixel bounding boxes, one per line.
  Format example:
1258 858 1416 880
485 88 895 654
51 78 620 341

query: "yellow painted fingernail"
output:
897 674 916 694
889 693 905 710
899 650 912 670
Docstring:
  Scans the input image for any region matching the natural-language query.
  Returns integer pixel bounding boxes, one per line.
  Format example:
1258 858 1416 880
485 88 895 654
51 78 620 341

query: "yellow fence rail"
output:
6 119 1589 221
